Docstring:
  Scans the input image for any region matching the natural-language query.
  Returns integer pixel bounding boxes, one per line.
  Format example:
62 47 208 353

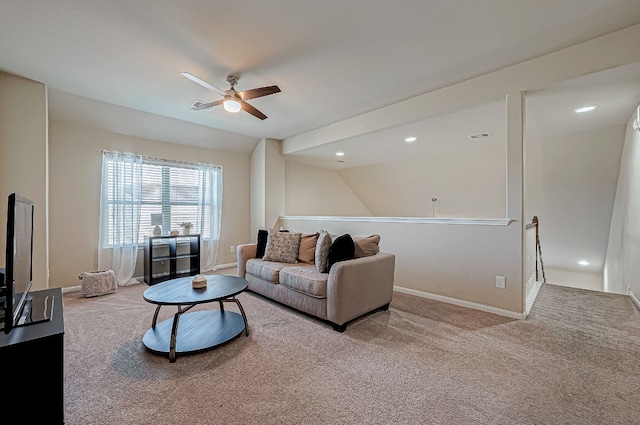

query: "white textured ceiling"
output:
289 61 640 170
2 0 640 147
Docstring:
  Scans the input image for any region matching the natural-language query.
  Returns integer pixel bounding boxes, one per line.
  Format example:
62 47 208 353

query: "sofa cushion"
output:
279 265 328 298
263 230 302 263
327 233 355 271
315 230 332 273
353 234 380 258
246 259 290 283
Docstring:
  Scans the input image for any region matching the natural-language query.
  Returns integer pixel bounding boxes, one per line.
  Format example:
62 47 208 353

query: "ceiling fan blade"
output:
241 100 267 120
191 99 223 111
238 85 281 101
181 72 225 96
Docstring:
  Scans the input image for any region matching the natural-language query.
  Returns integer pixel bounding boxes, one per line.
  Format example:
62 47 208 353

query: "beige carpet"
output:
61 273 640 425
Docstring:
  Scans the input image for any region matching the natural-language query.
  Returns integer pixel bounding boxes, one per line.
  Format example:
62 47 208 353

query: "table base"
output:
143 310 246 361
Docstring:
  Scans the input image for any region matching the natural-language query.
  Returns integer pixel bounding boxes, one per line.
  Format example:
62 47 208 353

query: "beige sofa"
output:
236 242 395 331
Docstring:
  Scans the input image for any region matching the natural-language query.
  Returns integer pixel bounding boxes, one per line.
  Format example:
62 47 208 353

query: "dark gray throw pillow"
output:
327 233 355 271
256 229 268 258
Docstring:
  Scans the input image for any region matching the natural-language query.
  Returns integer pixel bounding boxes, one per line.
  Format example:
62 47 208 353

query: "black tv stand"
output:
0 287 64 424
16 291 55 327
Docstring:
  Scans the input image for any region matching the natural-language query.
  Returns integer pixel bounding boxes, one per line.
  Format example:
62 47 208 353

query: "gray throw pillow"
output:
262 230 302 263
315 230 332 273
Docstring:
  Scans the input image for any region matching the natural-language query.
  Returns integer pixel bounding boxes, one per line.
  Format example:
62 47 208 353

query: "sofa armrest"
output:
236 243 257 278
326 252 395 326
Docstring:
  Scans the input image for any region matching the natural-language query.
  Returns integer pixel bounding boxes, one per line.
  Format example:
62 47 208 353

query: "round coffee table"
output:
142 275 249 362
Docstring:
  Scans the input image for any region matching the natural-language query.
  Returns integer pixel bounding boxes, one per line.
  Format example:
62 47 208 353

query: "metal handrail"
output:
527 216 547 283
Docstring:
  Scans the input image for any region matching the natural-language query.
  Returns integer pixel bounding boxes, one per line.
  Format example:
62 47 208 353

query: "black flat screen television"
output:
1 193 35 334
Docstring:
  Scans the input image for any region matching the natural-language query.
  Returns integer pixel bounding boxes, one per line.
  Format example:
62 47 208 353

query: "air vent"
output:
469 132 491 140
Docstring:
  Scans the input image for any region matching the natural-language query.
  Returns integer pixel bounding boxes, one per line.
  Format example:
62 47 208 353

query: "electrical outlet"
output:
496 276 506 289
230 245 235 253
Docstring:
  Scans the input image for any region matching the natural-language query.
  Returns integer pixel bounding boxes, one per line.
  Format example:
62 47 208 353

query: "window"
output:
99 151 223 278
100 152 222 246
139 159 220 244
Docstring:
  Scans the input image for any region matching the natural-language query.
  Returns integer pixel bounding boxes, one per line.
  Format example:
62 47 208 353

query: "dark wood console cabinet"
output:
0 287 64 424
144 234 201 285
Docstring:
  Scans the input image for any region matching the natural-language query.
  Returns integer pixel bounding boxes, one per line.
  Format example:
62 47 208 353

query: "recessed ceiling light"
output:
574 105 597 114
404 136 417 143
336 152 345 156
578 260 589 266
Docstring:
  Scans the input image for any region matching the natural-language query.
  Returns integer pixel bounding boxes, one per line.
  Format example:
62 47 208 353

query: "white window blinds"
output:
99 151 223 272
140 159 215 242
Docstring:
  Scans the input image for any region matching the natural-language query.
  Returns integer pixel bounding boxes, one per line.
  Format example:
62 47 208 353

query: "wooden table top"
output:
143 275 248 306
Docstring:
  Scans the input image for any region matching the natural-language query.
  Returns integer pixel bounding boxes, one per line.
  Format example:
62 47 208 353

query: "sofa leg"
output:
380 303 390 311
332 323 347 332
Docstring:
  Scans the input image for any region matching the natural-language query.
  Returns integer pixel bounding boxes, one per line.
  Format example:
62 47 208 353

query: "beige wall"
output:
525 125 625 275
285 162 372 216
546 268 604 292
0 72 49 290
337 143 505 217
604 109 640 296
278 217 522 313
276 95 524 314
265 139 284 230
251 138 284 237
48 121 251 288
250 139 266 238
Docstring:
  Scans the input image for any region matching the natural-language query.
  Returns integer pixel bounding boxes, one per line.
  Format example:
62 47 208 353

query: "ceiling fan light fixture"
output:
223 97 242 113
183 72 279 119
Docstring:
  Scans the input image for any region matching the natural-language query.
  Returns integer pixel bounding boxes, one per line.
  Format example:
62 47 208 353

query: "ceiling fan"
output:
181 72 281 120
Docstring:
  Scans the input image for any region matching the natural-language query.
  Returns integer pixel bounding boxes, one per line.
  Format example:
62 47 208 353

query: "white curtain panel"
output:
198 163 223 272
98 151 143 286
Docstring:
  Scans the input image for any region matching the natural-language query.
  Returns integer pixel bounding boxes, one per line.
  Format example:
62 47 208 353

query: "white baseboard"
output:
525 280 544 318
393 285 525 320
63 277 143 293
628 287 640 311
213 262 237 271
62 285 82 293
64 265 238 294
